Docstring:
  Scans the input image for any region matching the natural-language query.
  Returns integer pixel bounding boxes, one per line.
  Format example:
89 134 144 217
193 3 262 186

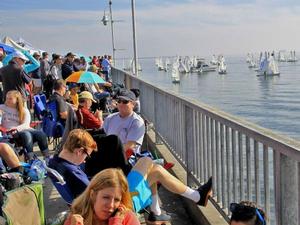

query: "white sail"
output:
268 55 280 75
171 62 180 83
218 56 227 74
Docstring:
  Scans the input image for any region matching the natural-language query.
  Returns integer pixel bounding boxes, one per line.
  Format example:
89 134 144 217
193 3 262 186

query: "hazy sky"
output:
1 0 300 58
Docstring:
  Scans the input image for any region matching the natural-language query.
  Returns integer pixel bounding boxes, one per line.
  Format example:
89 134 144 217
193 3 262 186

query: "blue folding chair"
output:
33 94 46 120
46 166 73 205
42 101 64 137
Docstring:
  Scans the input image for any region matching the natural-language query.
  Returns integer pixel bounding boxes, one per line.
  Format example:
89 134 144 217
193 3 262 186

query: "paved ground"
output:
43 177 195 224
41 145 195 224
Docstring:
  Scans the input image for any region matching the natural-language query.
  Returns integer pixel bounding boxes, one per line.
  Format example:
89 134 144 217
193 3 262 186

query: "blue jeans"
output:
18 129 49 155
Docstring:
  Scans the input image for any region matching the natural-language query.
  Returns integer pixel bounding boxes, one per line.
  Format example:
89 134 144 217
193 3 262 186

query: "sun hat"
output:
118 89 136 102
78 91 96 102
12 51 28 61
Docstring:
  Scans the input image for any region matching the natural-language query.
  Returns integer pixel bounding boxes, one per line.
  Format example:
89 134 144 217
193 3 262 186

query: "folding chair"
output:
45 166 73 206
33 94 46 120
42 101 64 147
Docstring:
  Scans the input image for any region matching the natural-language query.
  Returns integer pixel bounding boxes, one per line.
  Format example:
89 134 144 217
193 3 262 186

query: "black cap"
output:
66 52 76 57
118 89 136 101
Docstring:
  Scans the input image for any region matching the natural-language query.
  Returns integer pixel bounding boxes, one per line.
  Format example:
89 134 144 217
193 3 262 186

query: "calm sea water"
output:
119 56 300 141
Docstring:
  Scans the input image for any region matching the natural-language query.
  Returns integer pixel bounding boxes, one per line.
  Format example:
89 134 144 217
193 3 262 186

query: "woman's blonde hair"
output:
5 90 25 123
63 129 97 153
70 168 133 225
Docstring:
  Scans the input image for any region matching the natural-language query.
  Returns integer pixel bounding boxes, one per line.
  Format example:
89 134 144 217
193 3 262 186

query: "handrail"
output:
111 67 300 225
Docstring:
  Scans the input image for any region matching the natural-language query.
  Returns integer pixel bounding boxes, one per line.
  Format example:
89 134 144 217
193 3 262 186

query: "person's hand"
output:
70 214 84 225
110 205 128 220
95 110 103 119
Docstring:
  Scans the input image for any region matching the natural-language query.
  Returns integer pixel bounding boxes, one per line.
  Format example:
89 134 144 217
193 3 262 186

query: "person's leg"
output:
18 130 35 160
28 129 49 158
132 157 212 210
0 143 20 169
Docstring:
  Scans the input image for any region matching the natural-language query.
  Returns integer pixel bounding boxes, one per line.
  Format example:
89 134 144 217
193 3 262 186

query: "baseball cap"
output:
66 52 76 57
118 89 136 102
12 51 28 61
78 91 96 102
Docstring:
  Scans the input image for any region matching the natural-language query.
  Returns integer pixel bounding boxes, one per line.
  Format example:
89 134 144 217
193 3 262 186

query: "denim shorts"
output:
127 170 152 213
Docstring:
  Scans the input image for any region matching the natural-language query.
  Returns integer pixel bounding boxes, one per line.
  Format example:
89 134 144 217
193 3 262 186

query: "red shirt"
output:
76 106 102 129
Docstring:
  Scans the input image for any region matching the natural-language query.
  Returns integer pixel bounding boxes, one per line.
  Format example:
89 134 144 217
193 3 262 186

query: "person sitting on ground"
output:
49 79 68 126
76 91 103 129
0 90 50 161
49 129 213 224
230 201 266 225
64 168 140 225
0 142 23 174
103 89 145 154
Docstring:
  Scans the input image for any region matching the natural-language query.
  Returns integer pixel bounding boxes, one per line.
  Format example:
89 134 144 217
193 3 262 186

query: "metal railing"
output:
111 67 300 225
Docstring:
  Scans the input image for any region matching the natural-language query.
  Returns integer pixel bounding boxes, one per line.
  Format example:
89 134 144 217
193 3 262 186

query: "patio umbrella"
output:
65 71 106 84
0 43 16 54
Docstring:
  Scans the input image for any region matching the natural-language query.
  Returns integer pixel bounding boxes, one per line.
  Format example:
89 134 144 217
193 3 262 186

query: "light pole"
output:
131 0 138 76
101 0 116 66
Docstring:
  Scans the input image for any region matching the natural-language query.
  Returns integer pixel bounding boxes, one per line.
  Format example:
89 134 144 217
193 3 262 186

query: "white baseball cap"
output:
12 51 28 61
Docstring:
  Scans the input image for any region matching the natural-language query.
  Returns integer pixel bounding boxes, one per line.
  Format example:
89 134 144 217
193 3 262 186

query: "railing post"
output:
277 154 299 225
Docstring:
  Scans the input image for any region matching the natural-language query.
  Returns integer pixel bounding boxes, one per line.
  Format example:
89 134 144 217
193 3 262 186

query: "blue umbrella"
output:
65 71 106 84
0 43 15 54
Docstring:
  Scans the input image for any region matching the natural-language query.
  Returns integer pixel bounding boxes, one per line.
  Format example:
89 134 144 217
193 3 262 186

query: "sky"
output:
1 0 300 59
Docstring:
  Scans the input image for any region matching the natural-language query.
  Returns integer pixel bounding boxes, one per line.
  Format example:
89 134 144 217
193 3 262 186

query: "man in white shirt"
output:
103 89 145 154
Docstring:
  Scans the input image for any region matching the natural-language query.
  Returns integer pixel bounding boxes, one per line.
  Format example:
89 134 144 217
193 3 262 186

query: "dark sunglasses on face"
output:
230 203 265 225
117 99 130 104
81 147 91 159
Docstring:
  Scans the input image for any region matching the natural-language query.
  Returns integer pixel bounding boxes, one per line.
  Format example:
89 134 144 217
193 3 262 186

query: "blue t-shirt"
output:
48 155 89 198
103 112 145 153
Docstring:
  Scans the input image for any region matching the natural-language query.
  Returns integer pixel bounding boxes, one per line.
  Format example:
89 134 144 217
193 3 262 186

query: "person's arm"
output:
23 51 40 74
123 141 137 154
125 119 145 153
14 108 31 131
2 54 13 66
81 109 102 129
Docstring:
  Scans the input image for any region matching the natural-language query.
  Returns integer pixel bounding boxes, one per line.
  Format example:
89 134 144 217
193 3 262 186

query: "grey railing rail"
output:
111 67 300 225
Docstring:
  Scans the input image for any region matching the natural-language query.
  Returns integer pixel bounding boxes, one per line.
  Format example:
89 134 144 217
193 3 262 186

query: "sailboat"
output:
218 56 227 74
171 62 180 83
287 51 298 62
257 53 280 76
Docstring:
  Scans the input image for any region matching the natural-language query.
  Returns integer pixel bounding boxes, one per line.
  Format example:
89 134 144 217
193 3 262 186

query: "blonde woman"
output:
64 168 140 225
0 90 49 161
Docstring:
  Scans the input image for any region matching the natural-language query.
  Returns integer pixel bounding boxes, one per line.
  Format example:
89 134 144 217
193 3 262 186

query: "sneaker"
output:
197 177 213 206
146 212 171 225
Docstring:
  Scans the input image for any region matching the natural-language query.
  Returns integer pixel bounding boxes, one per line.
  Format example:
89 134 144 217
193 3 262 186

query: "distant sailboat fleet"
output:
154 54 228 83
126 49 297 84
246 50 297 77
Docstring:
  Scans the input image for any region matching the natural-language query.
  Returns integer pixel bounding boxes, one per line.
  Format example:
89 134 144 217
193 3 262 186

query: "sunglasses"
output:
81 147 91 159
117 99 130 104
230 203 265 225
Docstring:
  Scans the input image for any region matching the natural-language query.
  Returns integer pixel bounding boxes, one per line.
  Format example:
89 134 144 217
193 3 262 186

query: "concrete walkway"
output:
42 149 195 224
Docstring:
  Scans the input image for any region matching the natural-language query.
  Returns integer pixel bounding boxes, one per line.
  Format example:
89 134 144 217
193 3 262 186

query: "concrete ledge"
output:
144 130 228 225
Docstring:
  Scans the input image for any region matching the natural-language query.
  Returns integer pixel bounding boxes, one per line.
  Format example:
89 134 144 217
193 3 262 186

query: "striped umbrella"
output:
65 71 106 84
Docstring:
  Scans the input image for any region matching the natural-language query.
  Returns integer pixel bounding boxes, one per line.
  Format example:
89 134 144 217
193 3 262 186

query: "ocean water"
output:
123 56 300 141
